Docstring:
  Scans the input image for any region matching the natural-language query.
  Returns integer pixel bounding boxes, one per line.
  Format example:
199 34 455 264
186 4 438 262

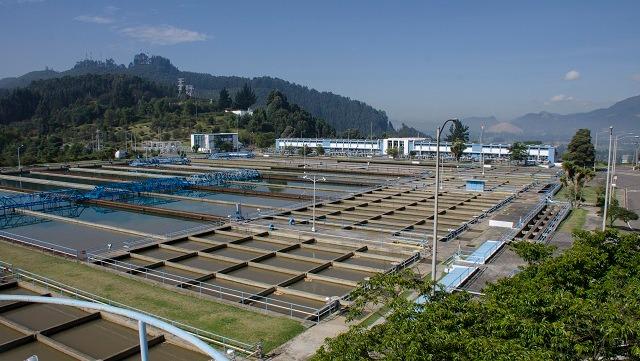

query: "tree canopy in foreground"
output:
314 231 640 360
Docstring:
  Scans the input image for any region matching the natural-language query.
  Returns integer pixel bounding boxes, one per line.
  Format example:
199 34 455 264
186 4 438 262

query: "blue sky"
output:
1 0 639 128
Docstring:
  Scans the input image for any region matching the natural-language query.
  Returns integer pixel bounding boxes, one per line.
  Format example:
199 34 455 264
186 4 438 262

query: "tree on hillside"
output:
315 230 640 360
450 140 466 161
386 147 399 158
563 129 595 167
510 241 556 265
233 83 256 110
445 119 469 143
445 120 469 161
560 161 595 207
602 198 639 227
217 88 232 109
509 142 528 164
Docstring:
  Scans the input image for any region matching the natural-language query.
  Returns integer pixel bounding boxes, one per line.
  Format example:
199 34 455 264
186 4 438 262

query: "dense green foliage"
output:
560 161 595 207
315 230 640 360
509 141 528 163
246 90 335 147
446 120 469 161
0 74 175 165
233 83 257 110
0 75 335 165
0 54 393 135
445 119 469 143
563 129 595 167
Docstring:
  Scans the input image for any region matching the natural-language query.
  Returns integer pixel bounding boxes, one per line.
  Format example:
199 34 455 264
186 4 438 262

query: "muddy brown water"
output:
235 239 292 251
1 304 88 331
284 247 345 260
226 266 294 285
339 255 393 270
257 256 322 272
176 256 238 273
256 292 327 317
120 342 211 361
200 232 241 243
0 323 24 344
206 247 266 261
0 286 39 307
286 278 352 297
0 341 77 361
314 266 374 283
50 318 139 359
133 247 187 260
166 239 215 251
147 265 205 282
197 278 265 301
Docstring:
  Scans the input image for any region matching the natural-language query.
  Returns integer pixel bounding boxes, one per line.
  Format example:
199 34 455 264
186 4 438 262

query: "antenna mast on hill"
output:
185 84 194 98
177 78 185 97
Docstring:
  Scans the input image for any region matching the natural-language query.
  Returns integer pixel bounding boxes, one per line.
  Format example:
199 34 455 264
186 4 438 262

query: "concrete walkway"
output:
270 316 350 360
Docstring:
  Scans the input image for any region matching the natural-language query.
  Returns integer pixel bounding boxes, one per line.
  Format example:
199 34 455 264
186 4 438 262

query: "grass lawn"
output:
556 184 598 206
0 242 304 352
559 208 588 232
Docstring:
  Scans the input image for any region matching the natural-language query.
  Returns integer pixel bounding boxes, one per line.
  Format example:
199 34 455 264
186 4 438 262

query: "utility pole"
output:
432 118 457 284
594 131 598 172
480 124 485 176
303 173 325 232
17 144 24 173
602 127 613 231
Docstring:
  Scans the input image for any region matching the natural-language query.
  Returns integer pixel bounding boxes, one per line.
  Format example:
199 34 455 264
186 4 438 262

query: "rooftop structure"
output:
191 133 239 153
275 137 556 164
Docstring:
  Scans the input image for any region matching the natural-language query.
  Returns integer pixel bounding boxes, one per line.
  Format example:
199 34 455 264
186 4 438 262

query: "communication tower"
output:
177 78 185 96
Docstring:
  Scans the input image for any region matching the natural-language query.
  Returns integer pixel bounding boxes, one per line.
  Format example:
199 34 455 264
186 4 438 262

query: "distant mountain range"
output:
461 95 640 143
2 54 637 143
0 54 396 135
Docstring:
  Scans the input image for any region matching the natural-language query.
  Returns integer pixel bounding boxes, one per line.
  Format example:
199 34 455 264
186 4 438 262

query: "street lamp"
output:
432 118 458 282
593 129 612 172
602 127 613 231
302 173 325 232
480 124 485 176
612 133 636 176
17 144 24 173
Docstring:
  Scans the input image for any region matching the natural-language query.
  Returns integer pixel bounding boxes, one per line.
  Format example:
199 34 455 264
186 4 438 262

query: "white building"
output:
275 137 556 164
225 109 254 117
191 133 239 153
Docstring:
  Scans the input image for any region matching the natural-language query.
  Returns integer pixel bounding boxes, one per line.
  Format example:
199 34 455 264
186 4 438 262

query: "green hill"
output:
0 73 336 166
0 54 392 135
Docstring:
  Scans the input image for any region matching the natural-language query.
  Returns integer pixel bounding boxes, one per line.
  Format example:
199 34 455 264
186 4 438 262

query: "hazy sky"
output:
1 0 639 128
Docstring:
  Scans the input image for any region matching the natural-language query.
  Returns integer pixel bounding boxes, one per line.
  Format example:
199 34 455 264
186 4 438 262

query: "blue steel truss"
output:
0 169 261 218
129 157 191 167
208 152 255 160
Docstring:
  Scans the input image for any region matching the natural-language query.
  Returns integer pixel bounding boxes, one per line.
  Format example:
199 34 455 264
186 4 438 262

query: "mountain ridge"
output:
0 54 393 135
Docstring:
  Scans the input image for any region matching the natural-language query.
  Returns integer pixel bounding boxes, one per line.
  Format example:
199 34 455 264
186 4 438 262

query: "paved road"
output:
613 167 640 231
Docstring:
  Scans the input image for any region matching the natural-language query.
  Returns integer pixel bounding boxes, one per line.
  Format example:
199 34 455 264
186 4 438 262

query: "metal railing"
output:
87 255 332 323
0 230 78 258
441 266 477 293
537 202 571 243
0 260 259 357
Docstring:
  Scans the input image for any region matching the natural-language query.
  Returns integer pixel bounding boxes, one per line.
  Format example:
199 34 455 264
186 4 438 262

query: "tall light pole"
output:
17 144 24 173
480 124 485 176
432 118 458 282
593 130 608 172
612 133 636 177
303 173 325 232
602 127 613 231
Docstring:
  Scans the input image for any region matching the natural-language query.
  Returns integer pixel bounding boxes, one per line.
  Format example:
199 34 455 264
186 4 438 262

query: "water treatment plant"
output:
0 148 573 359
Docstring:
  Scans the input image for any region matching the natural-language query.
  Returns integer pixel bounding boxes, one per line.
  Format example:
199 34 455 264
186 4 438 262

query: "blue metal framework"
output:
129 157 191 167
0 169 261 219
208 152 255 160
